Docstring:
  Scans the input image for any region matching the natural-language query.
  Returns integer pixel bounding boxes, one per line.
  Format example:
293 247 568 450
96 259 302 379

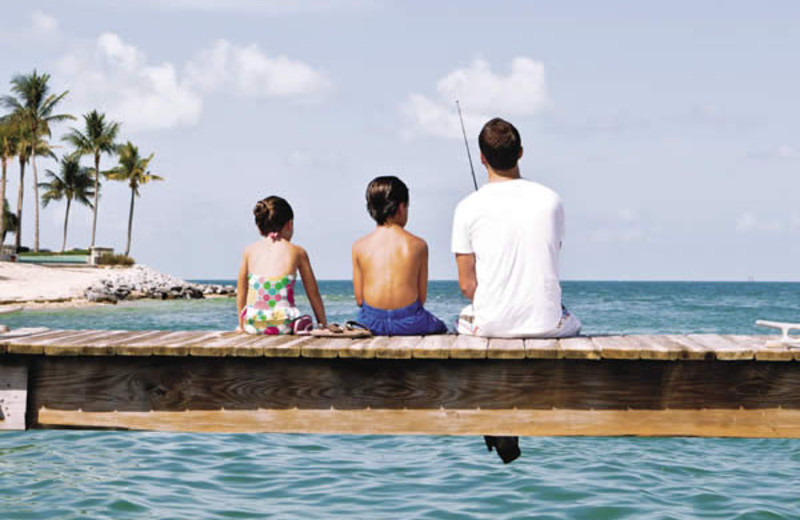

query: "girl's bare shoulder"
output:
289 242 310 260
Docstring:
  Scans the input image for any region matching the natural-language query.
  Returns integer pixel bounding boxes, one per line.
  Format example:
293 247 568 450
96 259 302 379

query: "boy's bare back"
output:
352 226 428 310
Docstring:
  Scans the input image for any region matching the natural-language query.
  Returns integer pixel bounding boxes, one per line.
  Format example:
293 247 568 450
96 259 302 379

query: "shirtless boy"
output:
352 176 447 335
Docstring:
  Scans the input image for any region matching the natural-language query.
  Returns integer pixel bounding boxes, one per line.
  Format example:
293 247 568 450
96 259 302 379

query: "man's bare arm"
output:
455 253 477 301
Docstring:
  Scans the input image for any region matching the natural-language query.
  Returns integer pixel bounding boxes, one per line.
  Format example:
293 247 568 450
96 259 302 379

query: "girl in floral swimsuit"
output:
236 196 327 334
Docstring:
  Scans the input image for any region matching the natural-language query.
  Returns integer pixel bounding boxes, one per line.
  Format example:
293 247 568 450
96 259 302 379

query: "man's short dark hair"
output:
366 176 409 225
478 118 522 171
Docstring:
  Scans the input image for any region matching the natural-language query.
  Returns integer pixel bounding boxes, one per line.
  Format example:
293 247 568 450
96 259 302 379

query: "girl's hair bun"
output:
254 196 293 235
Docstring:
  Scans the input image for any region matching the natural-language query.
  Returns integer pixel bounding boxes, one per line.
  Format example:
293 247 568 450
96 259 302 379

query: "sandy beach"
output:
0 262 123 307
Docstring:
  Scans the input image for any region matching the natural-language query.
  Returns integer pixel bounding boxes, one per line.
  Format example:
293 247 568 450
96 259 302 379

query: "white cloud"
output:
403 57 549 139
791 213 800 232
748 144 799 160
31 10 58 35
57 33 329 132
141 0 378 14
58 33 202 132
590 209 646 243
736 212 758 233
736 211 796 234
185 39 331 99
777 145 798 158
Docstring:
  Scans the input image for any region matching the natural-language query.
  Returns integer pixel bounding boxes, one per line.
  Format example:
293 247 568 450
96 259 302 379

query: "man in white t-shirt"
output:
452 117 581 338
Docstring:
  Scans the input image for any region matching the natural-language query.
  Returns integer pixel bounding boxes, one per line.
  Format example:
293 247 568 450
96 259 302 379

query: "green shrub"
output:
97 253 135 266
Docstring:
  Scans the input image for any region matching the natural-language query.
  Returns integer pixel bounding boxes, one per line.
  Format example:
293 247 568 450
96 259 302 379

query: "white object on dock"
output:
755 320 800 348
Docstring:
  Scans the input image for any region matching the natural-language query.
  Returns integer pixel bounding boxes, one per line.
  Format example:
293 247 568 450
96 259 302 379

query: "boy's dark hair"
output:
478 117 522 171
366 176 409 225
253 196 294 235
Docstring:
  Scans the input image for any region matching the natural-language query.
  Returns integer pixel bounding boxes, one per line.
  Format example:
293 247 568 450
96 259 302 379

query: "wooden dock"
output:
1 328 799 437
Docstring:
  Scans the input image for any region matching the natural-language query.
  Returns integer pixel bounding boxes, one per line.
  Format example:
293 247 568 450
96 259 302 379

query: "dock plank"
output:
688 334 754 361
262 335 310 357
487 338 526 359
558 336 600 360
591 335 641 360
524 338 560 359
726 335 792 362
663 334 712 360
633 335 684 360
113 330 185 356
412 334 454 359
337 337 377 359
43 330 131 356
7 330 90 355
450 335 487 359
188 332 251 357
32 408 800 437
370 336 417 359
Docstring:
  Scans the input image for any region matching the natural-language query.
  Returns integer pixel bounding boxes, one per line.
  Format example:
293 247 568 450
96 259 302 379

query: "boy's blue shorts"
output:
357 300 448 336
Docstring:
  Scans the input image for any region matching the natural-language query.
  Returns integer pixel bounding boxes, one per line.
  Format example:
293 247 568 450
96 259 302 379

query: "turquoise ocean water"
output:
2 281 800 519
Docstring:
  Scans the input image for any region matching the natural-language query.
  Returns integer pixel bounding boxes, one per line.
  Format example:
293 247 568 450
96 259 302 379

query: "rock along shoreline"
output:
84 265 236 304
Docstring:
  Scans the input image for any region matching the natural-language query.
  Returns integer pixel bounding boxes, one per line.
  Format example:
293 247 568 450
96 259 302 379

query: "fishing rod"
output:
455 100 479 191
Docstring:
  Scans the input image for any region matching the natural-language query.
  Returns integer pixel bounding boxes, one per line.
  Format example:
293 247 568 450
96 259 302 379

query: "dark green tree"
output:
39 156 95 253
107 142 162 256
63 110 119 249
2 70 73 251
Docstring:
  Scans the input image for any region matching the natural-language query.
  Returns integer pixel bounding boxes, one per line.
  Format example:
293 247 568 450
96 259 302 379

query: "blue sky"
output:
2 0 799 281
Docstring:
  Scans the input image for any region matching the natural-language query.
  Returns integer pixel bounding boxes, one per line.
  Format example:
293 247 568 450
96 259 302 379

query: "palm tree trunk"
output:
15 158 24 252
90 152 100 249
31 147 39 252
0 156 7 247
125 187 135 256
62 197 71 253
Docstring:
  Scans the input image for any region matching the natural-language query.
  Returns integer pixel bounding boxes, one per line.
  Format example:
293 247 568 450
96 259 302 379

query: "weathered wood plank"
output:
113 330 186 355
450 335 487 359
726 335 792 362
558 336 600 360
34 357 800 413
524 338 560 359
336 337 376 359
262 335 310 357
372 336 417 359
591 335 641 360
487 338 526 359
301 336 343 358
633 334 684 360
412 334 454 359
0 327 52 352
688 334 754 361
0 363 27 430
6 329 72 354
43 330 133 356
34 408 800 437
663 334 712 360
188 331 250 357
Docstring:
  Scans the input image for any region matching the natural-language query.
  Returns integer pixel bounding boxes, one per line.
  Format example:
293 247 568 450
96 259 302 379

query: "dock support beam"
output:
0 364 28 430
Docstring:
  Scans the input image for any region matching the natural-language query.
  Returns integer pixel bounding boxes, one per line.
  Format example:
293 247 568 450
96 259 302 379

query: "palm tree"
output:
12 126 56 251
39 156 94 253
2 198 17 246
107 142 162 256
62 110 119 250
2 70 73 252
0 117 18 247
